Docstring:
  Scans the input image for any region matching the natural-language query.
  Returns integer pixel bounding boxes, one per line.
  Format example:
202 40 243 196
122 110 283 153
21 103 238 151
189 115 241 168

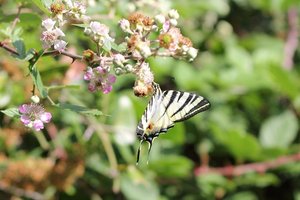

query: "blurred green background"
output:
1 0 300 199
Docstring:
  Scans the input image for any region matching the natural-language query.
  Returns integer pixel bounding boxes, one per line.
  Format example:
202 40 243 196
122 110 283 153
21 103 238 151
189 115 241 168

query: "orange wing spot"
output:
147 122 154 131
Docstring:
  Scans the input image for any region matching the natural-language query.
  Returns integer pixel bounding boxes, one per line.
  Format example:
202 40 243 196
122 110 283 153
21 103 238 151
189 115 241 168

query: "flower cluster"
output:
41 1 89 52
41 18 67 52
84 21 114 47
19 103 52 131
133 62 154 97
84 66 116 94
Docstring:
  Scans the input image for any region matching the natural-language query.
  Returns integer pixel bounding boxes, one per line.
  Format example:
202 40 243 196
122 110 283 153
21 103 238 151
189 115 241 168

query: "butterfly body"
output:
136 83 210 163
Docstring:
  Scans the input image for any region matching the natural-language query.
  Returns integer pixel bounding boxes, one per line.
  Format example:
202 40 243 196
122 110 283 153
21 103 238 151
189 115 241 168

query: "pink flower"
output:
83 66 116 94
18 103 52 131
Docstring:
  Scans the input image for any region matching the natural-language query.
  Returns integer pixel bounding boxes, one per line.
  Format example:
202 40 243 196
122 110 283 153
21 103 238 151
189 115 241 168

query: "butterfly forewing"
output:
161 90 210 123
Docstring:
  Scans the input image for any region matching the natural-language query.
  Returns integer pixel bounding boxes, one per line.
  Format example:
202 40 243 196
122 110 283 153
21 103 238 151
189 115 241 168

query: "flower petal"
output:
33 120 44 131
40 112 52 123
19 104 28 114
20 115 31 125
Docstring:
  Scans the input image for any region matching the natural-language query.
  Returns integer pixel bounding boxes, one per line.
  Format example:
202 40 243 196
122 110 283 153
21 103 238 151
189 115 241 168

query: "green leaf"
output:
102 38 112 52
149 155 193 178
111 42 127 52
225 191 258 200
13 40 26 59
56 103 103 116
213 130 261 161
29 62 48 98
259 110 299 148
32 0 51 14
266 65 299 99
1 108 20 117
120 171 159 200
234 173 279 188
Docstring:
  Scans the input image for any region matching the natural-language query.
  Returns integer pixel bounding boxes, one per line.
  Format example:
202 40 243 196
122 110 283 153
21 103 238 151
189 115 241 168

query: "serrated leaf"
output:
56 103 103 116
1 108 20 117
259 110 299 148
13 40 26 59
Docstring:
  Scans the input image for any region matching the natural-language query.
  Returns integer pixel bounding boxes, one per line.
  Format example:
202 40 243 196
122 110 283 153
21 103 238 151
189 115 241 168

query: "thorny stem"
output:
195 152 300 177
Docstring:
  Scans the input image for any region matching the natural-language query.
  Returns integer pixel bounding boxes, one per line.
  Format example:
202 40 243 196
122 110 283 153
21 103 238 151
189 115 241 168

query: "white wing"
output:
136 84 210 137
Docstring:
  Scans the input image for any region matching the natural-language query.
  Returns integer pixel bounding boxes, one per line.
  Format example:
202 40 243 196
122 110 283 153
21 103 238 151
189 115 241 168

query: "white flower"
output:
114 54 125 66
155 14 166 24
119 19 131 33
90 21 109 36
168 9 179 19
53 40 67 52
53 28 65 37
42 18 56 30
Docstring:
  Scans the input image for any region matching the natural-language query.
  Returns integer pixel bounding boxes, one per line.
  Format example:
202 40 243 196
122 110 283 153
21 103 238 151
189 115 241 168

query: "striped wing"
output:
161 90 210 123
137 84 210 137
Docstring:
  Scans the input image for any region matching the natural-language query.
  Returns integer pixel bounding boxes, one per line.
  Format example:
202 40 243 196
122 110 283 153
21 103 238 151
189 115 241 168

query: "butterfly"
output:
136 83 210 164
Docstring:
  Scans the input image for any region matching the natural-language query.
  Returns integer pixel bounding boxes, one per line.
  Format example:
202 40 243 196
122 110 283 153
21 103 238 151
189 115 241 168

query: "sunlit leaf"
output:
259 110 299 148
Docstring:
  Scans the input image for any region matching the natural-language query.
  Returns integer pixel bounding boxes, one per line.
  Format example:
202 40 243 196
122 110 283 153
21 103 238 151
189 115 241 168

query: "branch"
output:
0 41 83 61
283 7 298 70
0 41 19 56
43 50 83 60
0 182 45 200
195 152 300 177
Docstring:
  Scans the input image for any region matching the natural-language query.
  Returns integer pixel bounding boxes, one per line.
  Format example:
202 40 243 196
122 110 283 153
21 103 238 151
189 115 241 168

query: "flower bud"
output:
119 19 131 33
168 9 179 19
169 19 178 26
83 49 95 62
31 95 40 103
155 14 166 24
187 47 198 61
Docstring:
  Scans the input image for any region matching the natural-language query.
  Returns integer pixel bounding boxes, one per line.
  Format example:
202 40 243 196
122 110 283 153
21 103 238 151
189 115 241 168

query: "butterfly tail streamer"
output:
147 140 153 165
136 140 143 165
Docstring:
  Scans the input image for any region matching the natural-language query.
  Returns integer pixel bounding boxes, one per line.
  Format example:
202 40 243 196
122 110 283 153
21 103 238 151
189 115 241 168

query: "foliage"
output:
1 0 300 199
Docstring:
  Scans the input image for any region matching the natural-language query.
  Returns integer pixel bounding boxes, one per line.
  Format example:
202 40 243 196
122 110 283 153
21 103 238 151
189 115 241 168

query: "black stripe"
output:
177 92 184 102
164 91 178 111
174 99 210 122
171 93 194 117
187 98 210 115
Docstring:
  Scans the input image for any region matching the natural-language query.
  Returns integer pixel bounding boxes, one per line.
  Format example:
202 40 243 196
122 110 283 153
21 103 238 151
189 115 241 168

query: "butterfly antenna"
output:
136 140 143 165
147 140 153 165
